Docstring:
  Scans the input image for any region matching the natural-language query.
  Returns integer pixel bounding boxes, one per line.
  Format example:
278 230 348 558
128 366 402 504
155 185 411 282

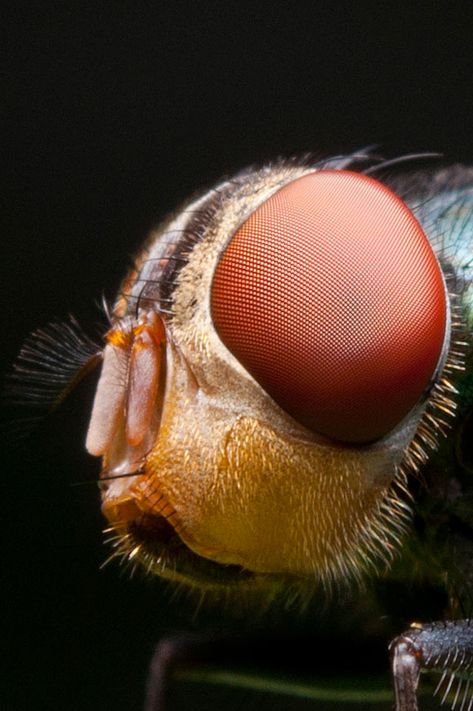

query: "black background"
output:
3 4 473 710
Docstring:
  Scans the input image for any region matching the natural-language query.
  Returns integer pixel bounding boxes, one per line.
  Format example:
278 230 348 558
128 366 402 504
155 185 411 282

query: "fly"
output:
11 151 473 710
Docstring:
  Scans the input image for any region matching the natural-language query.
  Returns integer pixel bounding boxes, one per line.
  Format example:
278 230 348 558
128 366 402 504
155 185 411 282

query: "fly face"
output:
84 155 468 594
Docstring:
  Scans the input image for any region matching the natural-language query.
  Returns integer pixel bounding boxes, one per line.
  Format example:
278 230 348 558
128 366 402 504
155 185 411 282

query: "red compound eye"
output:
210 170 447 444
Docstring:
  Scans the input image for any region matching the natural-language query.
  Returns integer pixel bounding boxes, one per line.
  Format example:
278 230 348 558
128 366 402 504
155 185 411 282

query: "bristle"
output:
8 316 101 401
4 317 102 442
461 680 472 711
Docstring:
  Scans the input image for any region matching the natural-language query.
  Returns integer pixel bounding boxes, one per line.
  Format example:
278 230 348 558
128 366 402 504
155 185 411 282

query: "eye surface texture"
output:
211 170 448 444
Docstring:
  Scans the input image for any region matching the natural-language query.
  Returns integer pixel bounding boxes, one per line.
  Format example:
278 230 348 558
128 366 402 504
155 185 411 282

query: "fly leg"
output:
144 632 243 711
390 620 473 711
144 632 212 711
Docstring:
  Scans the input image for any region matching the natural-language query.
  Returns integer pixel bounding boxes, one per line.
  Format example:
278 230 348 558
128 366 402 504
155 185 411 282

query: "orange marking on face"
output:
106 328 133 349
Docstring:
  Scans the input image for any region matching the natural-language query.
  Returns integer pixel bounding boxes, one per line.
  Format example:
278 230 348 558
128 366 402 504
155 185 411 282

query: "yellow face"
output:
86 157 460 593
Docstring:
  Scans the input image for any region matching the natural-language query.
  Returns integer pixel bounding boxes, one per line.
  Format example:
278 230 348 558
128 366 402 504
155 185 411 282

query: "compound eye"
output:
210 170 448 444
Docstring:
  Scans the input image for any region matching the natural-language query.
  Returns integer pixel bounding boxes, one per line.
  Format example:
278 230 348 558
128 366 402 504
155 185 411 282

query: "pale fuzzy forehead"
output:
132 162 311 306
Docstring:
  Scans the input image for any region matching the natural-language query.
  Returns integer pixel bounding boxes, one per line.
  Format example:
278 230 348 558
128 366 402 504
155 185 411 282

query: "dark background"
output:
3 4 473 710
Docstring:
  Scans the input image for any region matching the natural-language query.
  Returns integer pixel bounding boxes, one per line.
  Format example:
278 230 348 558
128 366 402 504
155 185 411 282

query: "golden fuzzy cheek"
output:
123 412 396 577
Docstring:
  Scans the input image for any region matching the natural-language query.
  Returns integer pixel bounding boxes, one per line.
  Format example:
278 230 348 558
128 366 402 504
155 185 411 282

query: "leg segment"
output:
390 620 473 711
